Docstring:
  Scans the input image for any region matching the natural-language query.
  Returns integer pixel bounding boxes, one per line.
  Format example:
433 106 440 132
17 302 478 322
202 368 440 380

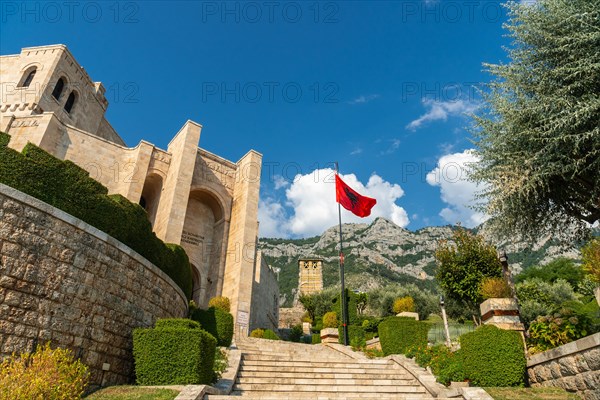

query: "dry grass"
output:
485 387 580 400
84 386 179 400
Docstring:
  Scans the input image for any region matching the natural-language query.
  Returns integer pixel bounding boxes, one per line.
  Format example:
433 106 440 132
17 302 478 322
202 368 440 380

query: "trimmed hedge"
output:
378 317 429 356
460 325 526 387
155 319 201 330
133 318 216 385
0 132 192 298
190 307 234 347
312 333 322 344
338 325 366 348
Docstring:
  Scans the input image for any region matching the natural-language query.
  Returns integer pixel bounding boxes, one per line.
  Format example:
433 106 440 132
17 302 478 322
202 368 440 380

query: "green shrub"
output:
289 325 303 342
133 319 216 385
323 312 338 328
263 329 280 340
361 317 382 333
0 342 89 400
312 333 322 344
155 319 200 330
339 325 366 348
408 344 465 386
527 307 593 353
378 317 429 356
0 134 192 298
190 307 234 347
208 296 231 312
479 277 512 299
460 325 526 387
250 329 264 338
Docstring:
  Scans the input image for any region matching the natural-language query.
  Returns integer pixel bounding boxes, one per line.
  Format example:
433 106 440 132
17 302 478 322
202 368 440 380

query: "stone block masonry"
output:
527 332 600 400
0 183 188 387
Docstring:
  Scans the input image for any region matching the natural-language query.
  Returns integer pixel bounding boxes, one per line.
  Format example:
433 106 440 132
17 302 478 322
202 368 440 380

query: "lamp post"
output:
498 250 517 298
440 296 451 347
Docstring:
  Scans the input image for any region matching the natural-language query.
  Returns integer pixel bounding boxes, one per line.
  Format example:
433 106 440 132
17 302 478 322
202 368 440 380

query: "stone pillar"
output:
153 121 201 244
222 150 262 336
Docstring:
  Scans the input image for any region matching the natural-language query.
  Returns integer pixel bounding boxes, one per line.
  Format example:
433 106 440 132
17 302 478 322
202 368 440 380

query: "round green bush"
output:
323 312 338 328
378 317 429 356
250 329 264 338
263 329 280 340
208 296 231 312
460 325 526 387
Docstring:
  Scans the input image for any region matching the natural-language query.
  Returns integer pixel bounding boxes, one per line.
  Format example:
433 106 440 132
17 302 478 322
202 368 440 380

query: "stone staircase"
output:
205 337 463 400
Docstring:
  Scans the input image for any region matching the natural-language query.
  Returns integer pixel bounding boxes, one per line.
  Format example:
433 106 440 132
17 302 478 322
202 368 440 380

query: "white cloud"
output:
350 147 363 156
380 139 401 155
258 168 410 238
426 149 488 228
273 175 289 190
258 198 288 238
406 99 479 131
348 94 380 105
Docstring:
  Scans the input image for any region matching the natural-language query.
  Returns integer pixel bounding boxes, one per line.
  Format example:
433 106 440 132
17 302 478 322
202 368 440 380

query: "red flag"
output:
335 174 377 217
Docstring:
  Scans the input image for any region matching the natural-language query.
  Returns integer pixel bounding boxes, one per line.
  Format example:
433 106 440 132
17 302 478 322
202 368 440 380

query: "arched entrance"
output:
180 189 225 308
140 173 164 227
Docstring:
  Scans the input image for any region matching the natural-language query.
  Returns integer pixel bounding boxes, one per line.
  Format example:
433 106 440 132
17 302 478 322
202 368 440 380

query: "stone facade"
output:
527 333 600 400
249 250 279 332
298 258 323 295
0 44 278 332
0 184 188 386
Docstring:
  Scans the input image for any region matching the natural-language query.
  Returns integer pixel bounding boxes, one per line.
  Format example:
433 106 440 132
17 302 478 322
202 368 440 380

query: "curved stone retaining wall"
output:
527 333 599 400
0 183 188 386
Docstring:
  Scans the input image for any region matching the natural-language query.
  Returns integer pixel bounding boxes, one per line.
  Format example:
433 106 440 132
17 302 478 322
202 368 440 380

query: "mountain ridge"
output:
258 217 580 307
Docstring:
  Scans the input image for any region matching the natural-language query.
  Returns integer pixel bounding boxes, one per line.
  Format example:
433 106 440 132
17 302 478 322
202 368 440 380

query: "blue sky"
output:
1 1 513 238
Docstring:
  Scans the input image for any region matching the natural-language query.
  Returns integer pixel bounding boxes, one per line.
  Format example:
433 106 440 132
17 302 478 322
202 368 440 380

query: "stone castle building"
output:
0 44 278 332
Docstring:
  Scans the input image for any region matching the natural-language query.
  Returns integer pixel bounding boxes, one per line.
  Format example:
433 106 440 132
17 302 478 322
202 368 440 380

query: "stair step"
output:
239 365 404 375
238 371 411 380
242 355 347 362
236 377 418 385
207 395 440 400
232 384 428 394
241 360 398 369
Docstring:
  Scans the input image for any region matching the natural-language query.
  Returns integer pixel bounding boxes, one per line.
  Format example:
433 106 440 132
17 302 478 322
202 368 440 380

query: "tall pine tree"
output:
472 0 600 243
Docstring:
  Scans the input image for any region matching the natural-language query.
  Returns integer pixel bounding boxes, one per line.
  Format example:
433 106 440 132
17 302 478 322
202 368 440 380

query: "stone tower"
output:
298 258 323 295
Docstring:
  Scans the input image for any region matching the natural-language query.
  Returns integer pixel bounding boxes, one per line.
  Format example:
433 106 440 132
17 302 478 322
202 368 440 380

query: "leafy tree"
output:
298 287 338 322
356 292 368 316
393 296 416 314
435 228 503 321
366 284 438 321
582 238 600 283
516 278 579 325
471 0 600 243
515 258 585 290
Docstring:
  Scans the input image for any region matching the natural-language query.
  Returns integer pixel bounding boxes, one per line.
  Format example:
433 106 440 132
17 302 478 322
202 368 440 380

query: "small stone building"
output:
0 44 278 332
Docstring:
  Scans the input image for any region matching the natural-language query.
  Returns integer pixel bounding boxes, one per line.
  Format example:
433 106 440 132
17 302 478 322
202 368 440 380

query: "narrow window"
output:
64 91 77 113
52 77 65 100
19 69 36 87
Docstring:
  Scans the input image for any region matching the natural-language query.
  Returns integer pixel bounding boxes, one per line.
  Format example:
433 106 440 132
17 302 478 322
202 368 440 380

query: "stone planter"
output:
480 298 524 332
595 286 600 307
396 312 419 320
320 327 339 344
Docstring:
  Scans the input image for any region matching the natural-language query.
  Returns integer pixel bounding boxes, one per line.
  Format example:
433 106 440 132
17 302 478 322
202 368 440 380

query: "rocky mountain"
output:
258 217 581 307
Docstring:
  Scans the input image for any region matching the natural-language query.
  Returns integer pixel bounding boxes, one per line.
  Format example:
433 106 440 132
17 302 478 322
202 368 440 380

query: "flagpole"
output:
335 162 349 346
